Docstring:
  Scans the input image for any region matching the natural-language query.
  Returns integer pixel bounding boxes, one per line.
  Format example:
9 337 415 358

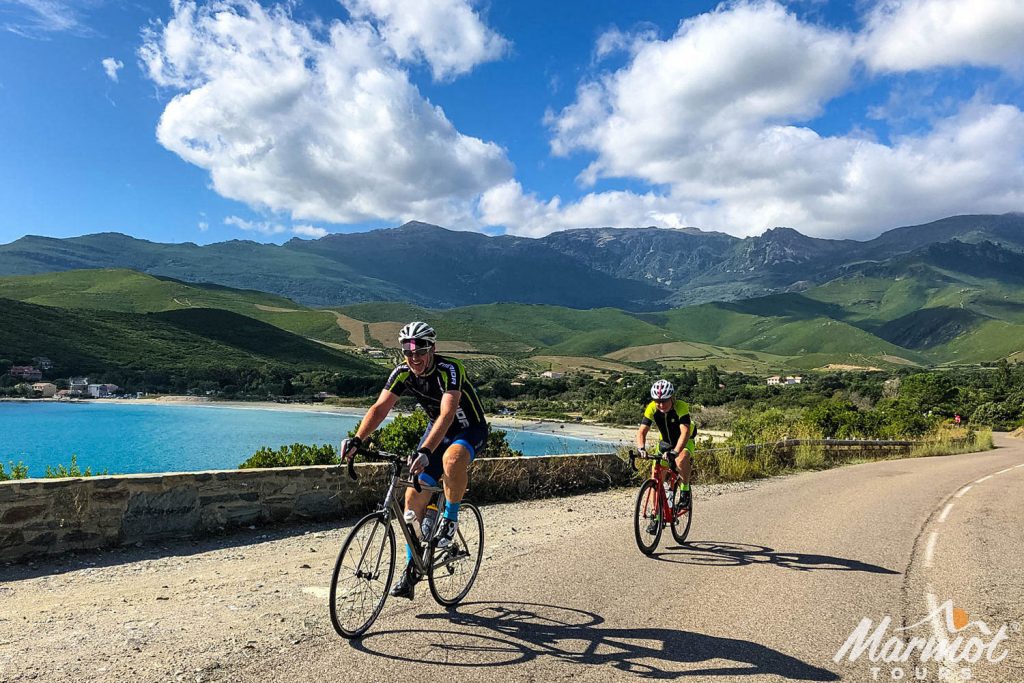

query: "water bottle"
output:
403 509 420 538
421 504 438 540
663 480 674 509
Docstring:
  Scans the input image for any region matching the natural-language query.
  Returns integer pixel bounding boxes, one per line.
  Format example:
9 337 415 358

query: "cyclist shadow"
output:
351 601 839 680
654 540 899 574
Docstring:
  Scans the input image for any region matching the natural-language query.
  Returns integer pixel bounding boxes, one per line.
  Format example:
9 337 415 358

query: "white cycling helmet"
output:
398 321 436 348
651 379 675 400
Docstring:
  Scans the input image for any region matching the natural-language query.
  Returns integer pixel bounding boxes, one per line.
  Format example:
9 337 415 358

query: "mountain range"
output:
3 213 1022 310
2 212 1024 374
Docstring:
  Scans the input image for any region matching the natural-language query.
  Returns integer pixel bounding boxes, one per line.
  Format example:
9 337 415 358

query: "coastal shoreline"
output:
2 396 635 444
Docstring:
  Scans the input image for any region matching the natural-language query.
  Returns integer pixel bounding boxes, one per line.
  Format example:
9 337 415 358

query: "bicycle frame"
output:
351 459 446 578
645 459 679 523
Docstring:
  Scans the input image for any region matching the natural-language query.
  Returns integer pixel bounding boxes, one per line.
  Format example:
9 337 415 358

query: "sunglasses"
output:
655 398 672 404
402 348 431 358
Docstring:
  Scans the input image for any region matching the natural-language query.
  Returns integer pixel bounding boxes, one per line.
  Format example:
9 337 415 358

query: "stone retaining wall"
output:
0 453 630 562
0 440 930 562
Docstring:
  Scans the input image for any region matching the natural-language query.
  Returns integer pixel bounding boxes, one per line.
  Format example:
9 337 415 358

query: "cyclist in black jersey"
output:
339 321 487 600
635 379 696 510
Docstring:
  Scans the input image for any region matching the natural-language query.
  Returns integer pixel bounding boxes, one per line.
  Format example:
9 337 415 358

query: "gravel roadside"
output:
0 479 764 683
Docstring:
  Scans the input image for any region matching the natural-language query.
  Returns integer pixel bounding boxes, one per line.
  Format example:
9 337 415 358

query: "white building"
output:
767 376 781 386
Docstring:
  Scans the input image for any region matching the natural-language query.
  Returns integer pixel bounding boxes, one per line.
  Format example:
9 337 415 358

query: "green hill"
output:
0 269 353 345
1 299 379 379
5 261 1024 380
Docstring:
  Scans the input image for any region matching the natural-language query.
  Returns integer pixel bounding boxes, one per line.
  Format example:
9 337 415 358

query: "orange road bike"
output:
630 442 693 555
329 446 484 638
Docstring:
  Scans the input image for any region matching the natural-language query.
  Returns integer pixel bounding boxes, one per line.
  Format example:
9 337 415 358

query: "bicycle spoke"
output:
428 504 483 606
330 514 396 638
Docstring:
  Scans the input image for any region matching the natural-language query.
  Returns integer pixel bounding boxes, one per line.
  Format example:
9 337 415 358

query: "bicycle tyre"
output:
633 480 663 555
329 512 396 638
670 479 693 545
428 502 484 606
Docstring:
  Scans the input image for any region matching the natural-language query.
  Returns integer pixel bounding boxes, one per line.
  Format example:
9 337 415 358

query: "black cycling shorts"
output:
416 422 488 487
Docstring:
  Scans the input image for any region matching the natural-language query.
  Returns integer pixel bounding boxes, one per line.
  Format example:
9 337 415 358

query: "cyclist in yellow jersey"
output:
635 379 696 510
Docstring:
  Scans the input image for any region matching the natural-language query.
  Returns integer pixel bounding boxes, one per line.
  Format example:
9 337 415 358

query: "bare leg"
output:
676 450 693 486
404 486 431 524
441 443 471 504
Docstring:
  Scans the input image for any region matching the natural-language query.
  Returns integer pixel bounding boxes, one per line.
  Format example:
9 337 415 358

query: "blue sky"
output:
1 0 1023 245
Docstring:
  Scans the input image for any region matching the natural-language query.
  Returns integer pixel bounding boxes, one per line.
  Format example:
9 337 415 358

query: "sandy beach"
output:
33 396 637 444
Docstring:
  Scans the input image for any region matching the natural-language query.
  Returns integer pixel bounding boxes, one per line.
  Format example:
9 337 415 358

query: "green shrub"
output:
361 410 523 457
44 454 107 478
970 402 1017 431
0 461 29 481
239 443 338 468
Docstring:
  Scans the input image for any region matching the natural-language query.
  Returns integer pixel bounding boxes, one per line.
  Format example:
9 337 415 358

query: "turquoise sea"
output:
0 402 615 477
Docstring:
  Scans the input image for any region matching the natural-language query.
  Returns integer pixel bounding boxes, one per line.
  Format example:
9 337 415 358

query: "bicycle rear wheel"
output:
428 503 483 606
670 480 693 545
329 512 396 638
633 480 663 555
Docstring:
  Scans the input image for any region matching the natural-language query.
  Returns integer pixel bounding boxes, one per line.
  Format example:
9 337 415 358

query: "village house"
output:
31 356 54 370
32 382 57 398
87 383 120 398
9 366 42 382
785 376 803 384
540 371 565 379
69 378 89 396
767 376 781 385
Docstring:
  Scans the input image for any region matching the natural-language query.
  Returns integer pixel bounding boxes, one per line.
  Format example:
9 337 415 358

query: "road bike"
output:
630 442 693 555
328 446 484 638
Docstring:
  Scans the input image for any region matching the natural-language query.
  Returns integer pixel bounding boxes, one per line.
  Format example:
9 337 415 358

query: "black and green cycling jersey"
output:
640 399 697 446
384 355 486 431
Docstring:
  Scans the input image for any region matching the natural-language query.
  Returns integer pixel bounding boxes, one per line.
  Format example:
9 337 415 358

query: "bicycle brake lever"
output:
347 456 357 481
412 475 422 493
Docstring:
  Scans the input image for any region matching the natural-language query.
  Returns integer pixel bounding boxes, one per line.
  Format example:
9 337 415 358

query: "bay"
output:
0 402 615 476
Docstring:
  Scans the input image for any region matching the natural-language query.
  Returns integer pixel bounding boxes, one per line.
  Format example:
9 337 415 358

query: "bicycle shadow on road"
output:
350 601 839 680
652 540 899 574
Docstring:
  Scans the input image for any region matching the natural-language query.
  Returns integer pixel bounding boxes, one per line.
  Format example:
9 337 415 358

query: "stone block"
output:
0 504 48 524
122 485 200 542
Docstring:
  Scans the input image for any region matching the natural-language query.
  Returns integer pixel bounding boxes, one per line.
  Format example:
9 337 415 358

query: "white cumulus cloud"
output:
341 0 509 81
102 57 123 82
859 0 1024 73
140 0 512 228
292 224 328 238
225 215 330 238
528 0 1024 238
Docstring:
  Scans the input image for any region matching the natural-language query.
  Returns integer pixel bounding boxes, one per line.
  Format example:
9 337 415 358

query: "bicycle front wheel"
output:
428 503 484 606
670 480 693 545
329 512 396 638
633 480 663 555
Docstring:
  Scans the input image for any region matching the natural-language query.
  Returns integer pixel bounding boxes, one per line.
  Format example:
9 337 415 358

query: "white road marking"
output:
954 485 972 498
976 475 992 483
1015 464 1024 469
925 589 943 636
938 503 954 523
924 531 939 568
995 467 1013 475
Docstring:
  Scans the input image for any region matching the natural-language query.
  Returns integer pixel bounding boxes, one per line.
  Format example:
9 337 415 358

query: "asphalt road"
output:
2 437 1022 682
